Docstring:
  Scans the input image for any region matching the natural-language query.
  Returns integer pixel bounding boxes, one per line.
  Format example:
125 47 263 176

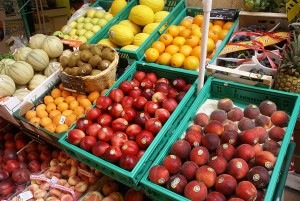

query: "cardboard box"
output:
0 70 60 126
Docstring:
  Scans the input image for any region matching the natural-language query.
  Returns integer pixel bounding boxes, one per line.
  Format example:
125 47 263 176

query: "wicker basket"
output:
60 45 119 94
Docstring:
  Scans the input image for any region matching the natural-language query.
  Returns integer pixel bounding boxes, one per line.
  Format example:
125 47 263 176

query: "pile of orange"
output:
24 83 101 134
144 15 234 71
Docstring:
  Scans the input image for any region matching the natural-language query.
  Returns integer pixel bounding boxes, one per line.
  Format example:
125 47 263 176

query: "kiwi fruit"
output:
70 67 79 76
98 60 111 71
79 42 91 51
77 59 85 67
68 54 79 67
102 51 115 62
60 56 69 67
78 63 93 76
80 49 93 62
88 55 102 68
90 46 102 56
64 67 72 75
101 47 113 55
91 69 102 75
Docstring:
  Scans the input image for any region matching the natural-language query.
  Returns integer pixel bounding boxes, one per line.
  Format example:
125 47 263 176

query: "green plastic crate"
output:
140 7 239 75
88 0 135 44
58 61 199 189
89 0 185 60
140 77 300 201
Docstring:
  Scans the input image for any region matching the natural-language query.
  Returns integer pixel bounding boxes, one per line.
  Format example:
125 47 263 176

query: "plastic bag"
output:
8 35 28 54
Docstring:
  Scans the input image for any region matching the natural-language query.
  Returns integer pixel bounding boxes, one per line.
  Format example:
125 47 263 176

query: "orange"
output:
156 52 172 65
25 110 36 120
218 29 229 40
179 28 191 38
180 19 192 28
208 30 219 43
172 36 186 47
214 20 225 27
191 46 201 59
76 94 88 102
166 25 180 37
69 100 80 110
65 96 76 104
72 92 79 97
44 95 54 105
189 24 200 31
61 90 72 98
36 104 46 112
170 53 185 68
159 33 173 46
51 88 62 99
44 123 56 133
210 25 223 35
193 15 204 27
145 48 159 62
206 38 215 53
40 117 52 127
54 97 65 105
55 124 69 133
30 117 41 126
183 56 200 70
73 106 85 117
36 110 48 119
79 98 92 109
151 41 165 54
49 110 61 120
191 27 202 39
46 102 57 113
179 45 193 57
209 22 213 29
223 21 234 30
57 102 69 112
58 83 64 91
178 26 186 32
185 35 200 48
88 91 100 103
62 110 73 117
52 114 64 126
165 45 180 55
65 114 77 127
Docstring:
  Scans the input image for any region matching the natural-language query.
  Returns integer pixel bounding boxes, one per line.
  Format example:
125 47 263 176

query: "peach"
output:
166 174 188 194
194 113 209 127
36 198 45 201
83 191 104 201
243 104 260 119
223 120 238 131
215 174 237 197
180 161 198 181
253 143 263 156
170 140 191 160
220 130 239 146
236 181 257 201
108 192 124 201
195 165 217 188
101 180 119 197
184 130 202 147
206 191 226 201
208 155 228 175
39 182 50 191
49 189 62 197
253 126 268 144
68 165 78 177
29 183 39 193
256 189 265 201
270 111 290 127
255 115 272 129
148 165 170 185
259 100 277 117
227 158 249 180
204 120 224 135
202 133 220 151
58 151 69 163
255 151 276 171
210 109 227 123
217 98 234 112
227 107 244 122
60 194 74 201
235 144 255 162
268 126 285 142
50 159 60 166
187 124 202 133
46 197 60 201
216 143 235 161
262 140 280 156
237 117 255 131
247 166 270 189
75 181 89 193
184 180 207 201
189 146 210 166
68 175 81 186
162 155 182 175
51 150 60 159
57 179 68 186
49 165 62 173
33 189 47 199
61 165 71 177
239 128 259 145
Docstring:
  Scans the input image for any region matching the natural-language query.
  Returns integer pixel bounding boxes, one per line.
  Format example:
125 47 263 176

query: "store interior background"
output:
0 0 300 199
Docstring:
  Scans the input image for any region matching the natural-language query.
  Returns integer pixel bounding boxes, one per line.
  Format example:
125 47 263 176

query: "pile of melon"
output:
98 0 169 51
0 34 63 100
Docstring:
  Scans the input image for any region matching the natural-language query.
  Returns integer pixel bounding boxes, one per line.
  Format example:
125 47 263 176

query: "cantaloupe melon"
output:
29 34 47 49
13 88 31 101
28 74 48 90
0 74 16 98
44 62 60 77
108 24 134 46
13 47 32 61
42 36 64 58
128 5 155 26
140 0 165 13
0 59 15 75
26 49 49 71
119 20 142 35
8 61 34 85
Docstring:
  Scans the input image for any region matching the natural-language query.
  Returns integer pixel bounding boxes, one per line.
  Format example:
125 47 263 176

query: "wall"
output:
186 0 243 9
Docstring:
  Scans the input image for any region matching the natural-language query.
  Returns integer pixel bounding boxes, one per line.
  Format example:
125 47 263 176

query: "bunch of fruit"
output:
67 70 192 171
144 15 234 70
147 98 289 200
24 83 103 134
60 43 117 77
98 0 169 50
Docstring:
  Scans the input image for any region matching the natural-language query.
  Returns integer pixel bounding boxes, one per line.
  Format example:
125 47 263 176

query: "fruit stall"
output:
0 0 299 201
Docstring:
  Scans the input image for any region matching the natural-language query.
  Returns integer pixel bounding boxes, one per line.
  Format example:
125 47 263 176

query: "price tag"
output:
78 168 94 178
59 116 66 124
17 191 33 201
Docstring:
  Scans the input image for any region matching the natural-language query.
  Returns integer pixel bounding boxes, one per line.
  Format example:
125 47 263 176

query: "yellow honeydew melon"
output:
143 22 161 34
154 11 169 22
121 45 139 51
108 24 134 46
128 5 155 26
140 0 165 13
132 33 150 46
119 20 142 35
110 0 127 16
97 38 118 48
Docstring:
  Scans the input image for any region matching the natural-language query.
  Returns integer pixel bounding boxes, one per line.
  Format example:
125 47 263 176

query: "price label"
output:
17 191 33 201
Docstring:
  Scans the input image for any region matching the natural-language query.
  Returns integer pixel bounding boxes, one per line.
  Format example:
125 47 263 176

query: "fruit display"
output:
141 77 300 201
0 34 63 100
22 83 102 134
97 0 170 51
143 9 235 71
55 0 126 43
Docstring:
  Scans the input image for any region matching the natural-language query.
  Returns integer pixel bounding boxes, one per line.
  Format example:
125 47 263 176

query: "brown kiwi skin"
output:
79 43 91 51
78 63 93 76
80 49 93 62
101 47 112 55
102 51 115 62
64 67 72 75
70 67 79 76
88 55 102 68
77 59 85 67
90 46 102 56
60 56 69 67
98 60 111 71
68 54 78 67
